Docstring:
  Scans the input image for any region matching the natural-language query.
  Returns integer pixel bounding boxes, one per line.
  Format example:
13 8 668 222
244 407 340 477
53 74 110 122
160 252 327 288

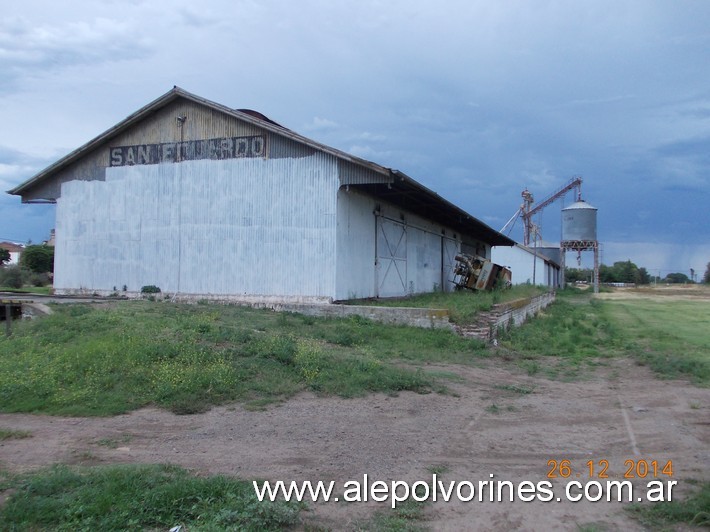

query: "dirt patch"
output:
0 357 707 530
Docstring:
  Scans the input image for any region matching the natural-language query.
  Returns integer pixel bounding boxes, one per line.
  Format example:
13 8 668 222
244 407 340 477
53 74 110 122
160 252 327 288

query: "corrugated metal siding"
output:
335 188 377 300
268 134 317 159
21 156 107 202
335 188 463 299
55 155 339 297
409 228 444 292
111 100 264 147
491 245 560 287
23 101 268 202
339 160 392 186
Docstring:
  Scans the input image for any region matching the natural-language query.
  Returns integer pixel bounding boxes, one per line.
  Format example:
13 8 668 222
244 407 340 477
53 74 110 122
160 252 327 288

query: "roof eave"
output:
391 170 515 246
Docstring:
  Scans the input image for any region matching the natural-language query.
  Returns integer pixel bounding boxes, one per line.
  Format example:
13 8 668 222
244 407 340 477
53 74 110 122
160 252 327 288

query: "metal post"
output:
561 249 566 289
532 233 538 286
593 242 600 294
5 304 11 337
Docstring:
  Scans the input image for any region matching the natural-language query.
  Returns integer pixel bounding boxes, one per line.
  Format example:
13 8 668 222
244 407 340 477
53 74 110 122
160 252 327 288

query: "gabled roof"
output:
0 242 24 253
8 86 390 197
8 86 514 246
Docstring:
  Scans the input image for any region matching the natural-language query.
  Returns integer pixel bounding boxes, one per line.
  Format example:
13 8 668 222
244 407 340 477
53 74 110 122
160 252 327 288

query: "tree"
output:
0 247 10 266
664 272 689 284
599 264 615 283
611 260 639 284
565 268 593 283
704 262 710 284
20 245 54 273
635 267 651 285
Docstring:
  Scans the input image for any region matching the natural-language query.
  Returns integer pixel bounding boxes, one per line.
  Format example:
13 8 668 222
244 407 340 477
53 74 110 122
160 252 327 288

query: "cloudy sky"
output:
1 0 708 278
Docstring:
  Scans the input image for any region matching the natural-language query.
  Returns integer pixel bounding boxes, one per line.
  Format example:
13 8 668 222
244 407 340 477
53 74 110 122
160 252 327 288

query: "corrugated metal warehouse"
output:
491 243 562 288
9 87 513 302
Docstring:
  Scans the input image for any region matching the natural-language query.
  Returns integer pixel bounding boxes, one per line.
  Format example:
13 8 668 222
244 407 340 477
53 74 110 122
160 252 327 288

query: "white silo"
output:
560 199 600 294
562 200 597 242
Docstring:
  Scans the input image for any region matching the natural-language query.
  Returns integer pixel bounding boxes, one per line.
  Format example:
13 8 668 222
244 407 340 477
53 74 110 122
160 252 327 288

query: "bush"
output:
0 265 25 289
29 272 50 287
19 245 54 273
140 285 161 294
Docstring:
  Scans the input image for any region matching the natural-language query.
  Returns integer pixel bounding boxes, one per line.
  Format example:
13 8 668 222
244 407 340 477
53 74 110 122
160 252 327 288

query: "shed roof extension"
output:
8 87 513 246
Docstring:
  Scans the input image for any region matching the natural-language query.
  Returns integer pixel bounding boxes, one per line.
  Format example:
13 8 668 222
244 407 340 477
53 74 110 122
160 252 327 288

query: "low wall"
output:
48 289 555 339
270 303 454 330
456 291 556 341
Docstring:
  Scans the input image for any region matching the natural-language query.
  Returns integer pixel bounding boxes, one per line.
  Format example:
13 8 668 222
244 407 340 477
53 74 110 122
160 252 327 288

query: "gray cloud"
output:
2 0 710 270
0 14 152 91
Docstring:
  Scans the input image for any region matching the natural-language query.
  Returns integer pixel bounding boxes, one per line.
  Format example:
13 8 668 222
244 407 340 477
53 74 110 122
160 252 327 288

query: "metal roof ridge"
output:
8 86 393 196
6 87 514 248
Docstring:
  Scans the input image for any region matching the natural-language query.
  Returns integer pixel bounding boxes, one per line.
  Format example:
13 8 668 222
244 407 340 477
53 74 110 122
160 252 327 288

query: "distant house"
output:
491 242 562 288
0 242 24 266
9 87 513 301
44 229 56 247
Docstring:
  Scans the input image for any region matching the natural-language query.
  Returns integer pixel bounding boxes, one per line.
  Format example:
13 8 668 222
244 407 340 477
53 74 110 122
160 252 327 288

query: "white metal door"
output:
376 217 407 297
441 237 459 292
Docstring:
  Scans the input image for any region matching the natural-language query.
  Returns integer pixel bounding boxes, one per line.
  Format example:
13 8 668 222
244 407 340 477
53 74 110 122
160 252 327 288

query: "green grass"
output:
0 427 32 440
358 483 431 532
365 500 429 532
0 286 53 295
493 383 535 395
604 299 710 385
498 291 710 384
0 301 486 416
626 481 710 529
497 296 622 378
0 463 302 531
349 285 548 324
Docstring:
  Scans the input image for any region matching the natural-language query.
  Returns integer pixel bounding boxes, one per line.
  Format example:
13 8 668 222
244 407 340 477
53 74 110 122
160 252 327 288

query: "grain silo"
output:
561 200 599 293
562 200 597 242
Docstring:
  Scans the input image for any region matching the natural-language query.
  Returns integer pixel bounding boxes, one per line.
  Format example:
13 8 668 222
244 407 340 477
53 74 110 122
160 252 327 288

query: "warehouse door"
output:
441 237 459 292
376 217 407 297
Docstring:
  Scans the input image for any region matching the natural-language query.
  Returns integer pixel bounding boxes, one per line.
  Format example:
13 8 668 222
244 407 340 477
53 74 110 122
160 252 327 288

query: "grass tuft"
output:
0 464 302 530
626 481 710 528
0 427 32 440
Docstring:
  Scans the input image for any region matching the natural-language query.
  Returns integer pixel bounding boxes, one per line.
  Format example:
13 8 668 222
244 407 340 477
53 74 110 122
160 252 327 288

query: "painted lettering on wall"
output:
109 135 266 167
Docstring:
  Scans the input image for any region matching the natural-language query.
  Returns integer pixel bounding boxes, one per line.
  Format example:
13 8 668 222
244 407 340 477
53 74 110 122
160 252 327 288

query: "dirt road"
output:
1 355 707 531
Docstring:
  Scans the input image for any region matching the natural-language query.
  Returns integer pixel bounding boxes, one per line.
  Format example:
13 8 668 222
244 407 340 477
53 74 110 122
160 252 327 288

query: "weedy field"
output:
0 287 707 531
0 299 489 417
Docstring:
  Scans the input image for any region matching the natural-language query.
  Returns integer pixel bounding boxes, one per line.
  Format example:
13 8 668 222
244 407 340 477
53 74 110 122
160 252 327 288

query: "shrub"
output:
29 272 50 287
140 285 161 294
0 265 25 289
19 245 54 273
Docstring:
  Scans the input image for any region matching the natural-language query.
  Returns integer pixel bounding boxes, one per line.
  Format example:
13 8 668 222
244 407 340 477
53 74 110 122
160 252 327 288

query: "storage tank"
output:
536 240 561 265
562 200 597 241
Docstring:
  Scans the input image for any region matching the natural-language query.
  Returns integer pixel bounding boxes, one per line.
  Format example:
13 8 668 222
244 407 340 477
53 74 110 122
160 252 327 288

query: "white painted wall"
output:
492 244 560 287
55 155 339 299
335 188 376 300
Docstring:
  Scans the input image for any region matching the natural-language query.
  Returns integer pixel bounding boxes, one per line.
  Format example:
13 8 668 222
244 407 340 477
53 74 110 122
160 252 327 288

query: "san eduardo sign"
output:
109 135 266 167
